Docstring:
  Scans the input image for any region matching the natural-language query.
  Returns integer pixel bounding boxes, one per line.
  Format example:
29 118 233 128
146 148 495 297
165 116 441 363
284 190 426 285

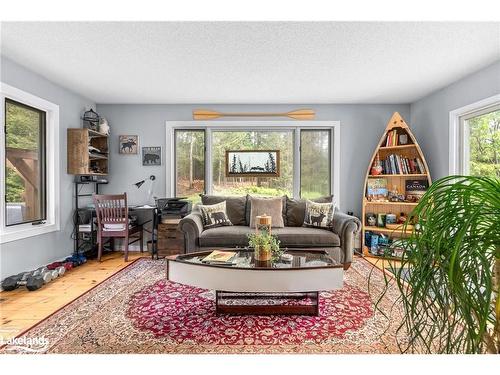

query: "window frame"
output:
299 128 332 198
0 82 60 243
166 121 340 208
4 98 48 226
449 94 500 175
173 128 206 200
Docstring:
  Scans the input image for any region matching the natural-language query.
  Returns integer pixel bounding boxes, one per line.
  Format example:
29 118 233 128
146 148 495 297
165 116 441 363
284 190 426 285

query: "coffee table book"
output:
201 250 237 264
361 112 432 260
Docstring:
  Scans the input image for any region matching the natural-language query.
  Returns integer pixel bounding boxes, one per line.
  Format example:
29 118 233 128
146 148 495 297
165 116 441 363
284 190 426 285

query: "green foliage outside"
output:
5 101 41 203
175 129 331 201
468 110 499 178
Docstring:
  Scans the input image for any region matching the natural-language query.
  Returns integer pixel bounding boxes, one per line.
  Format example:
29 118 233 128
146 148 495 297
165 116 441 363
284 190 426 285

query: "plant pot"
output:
254 244 272 261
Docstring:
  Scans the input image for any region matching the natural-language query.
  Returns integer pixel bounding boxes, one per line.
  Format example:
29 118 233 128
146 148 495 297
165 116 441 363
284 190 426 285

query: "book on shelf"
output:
366 178 388 201
385 129 399 147
405 179 429 202
202 250 237 264
378 154 425 175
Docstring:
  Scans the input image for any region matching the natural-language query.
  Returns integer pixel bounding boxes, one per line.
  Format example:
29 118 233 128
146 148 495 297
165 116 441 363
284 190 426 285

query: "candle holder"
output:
256 214 272 234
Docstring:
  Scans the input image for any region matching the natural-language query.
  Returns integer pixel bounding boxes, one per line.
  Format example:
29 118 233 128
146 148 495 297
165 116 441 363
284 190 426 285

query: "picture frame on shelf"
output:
142 146 162 166
119 135 138 154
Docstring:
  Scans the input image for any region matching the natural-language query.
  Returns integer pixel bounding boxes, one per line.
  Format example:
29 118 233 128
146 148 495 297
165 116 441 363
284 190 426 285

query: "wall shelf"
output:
364 201 418 206
67 128 109 175
368 174 427 177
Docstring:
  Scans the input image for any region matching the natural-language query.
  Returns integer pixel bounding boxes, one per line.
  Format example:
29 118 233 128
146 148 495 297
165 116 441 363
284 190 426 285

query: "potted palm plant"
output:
374 175 499 353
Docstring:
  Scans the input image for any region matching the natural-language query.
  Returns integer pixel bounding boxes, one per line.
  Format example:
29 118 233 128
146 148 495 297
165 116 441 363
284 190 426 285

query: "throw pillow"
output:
285 195 333 227
198 201 233 229
246 195 286 226
201 195 247 225
249 196 285 228
303 198 335 228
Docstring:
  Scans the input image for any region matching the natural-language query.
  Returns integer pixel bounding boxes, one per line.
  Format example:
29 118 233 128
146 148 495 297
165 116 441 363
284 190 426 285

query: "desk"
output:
75 205 160 259
129 205 159 259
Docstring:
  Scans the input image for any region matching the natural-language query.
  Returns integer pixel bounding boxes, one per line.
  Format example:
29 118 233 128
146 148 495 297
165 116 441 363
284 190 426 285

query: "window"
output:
460 105 500 178
450 95 500 177
212 130 293 197
175 129 205 202
1 83 60 243
168 122 339 205
300 129 331 198
4 99 47 226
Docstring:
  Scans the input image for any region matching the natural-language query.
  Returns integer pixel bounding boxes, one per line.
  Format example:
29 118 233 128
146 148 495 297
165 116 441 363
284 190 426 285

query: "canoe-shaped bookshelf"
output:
361 112 432 260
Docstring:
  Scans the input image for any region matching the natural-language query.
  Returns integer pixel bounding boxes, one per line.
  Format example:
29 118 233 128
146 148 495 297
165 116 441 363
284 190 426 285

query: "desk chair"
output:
93 193 143 261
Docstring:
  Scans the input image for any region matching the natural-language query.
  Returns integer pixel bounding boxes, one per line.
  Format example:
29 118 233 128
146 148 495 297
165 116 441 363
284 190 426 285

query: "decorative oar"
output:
193 109 315 120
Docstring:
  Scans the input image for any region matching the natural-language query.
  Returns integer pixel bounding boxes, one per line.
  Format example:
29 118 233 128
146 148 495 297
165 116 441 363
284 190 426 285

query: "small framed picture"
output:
142 146 161 166
119 135 138 154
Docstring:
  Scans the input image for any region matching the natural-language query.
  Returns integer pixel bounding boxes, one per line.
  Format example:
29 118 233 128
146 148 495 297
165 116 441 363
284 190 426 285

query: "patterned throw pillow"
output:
303 198 335 228
199 201 233 229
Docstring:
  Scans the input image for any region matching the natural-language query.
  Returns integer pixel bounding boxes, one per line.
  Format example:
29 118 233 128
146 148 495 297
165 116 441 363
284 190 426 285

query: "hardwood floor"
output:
0 252 145 342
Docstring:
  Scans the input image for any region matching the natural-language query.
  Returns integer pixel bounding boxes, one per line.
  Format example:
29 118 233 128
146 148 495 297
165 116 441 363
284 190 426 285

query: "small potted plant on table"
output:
247 229 282 263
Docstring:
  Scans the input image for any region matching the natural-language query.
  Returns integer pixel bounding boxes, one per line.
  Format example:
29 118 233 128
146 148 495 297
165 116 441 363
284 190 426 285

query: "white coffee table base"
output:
167 258 344 316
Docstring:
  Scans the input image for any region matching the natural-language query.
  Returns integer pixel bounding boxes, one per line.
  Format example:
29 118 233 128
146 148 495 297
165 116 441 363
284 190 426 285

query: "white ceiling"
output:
1 22 499 104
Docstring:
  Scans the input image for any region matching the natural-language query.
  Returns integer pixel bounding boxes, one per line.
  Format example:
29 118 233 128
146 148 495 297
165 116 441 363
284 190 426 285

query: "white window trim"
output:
0 82 60 243
165 121 341 209
449 94 500 175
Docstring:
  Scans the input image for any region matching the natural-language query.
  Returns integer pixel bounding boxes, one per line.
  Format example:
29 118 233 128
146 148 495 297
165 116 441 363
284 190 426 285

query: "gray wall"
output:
97 103 410 216
0 56 96 280
410 60 500 179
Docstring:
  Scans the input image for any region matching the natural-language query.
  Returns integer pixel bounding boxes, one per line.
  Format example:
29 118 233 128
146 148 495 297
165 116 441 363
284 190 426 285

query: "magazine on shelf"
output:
366 178 388 201
202 250 237 264
405 179 429 202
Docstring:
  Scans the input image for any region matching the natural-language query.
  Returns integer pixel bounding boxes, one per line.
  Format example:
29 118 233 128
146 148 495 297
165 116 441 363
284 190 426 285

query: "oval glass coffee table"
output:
167 249 343 316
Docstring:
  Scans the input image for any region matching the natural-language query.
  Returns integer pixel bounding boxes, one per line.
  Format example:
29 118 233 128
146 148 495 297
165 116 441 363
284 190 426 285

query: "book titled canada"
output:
405 179 429 202
202 250 237 264
366 178 388 201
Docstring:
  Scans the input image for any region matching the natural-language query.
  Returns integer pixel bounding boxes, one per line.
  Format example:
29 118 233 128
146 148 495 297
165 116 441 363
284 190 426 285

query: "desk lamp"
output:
134 175 156 205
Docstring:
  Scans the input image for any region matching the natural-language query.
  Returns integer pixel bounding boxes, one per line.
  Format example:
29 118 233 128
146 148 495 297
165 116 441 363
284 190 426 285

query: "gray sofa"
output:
179 195 361 269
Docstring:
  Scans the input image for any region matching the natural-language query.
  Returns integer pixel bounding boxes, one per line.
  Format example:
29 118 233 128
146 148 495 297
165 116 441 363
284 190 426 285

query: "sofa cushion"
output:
303 198 335 228
246 195 286 226
273 227 340 247
198 201 233 229
199 226 255 247
199 226 340 248
201 195 247 226
249 196 284 228
285 195 333 227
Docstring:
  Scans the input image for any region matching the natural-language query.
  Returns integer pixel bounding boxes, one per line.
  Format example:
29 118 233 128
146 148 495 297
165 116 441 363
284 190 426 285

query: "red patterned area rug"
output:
1 257 406 354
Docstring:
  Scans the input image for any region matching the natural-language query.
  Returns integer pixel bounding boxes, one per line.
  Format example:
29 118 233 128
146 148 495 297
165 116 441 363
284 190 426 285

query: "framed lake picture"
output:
226 150 280 177
142 146 162 166
119 135 138 154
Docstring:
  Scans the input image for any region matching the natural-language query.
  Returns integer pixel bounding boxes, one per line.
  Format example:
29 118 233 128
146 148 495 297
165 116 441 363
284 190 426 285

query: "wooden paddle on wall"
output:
193 109 315 120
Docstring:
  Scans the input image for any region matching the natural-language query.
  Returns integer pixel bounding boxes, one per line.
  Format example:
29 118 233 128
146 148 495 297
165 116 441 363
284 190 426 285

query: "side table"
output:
157 218 184 257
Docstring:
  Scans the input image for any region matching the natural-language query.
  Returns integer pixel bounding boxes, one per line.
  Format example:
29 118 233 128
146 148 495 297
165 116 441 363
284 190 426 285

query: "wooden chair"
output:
93 193 143 261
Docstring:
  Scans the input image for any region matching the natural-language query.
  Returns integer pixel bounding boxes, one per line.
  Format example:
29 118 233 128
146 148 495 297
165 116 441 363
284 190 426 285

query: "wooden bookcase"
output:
361 112 431 260
67 128 109 175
